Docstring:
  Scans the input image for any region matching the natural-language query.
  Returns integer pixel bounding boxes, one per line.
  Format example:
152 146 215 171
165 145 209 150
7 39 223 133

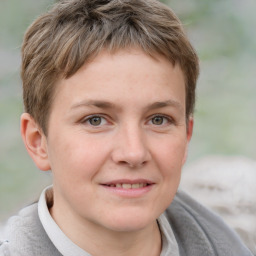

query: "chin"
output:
102 210 157 232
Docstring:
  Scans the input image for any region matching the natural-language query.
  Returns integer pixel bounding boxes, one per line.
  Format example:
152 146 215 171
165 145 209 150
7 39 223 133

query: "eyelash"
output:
81 115 108 126
148 114 175 126
80 114 175 128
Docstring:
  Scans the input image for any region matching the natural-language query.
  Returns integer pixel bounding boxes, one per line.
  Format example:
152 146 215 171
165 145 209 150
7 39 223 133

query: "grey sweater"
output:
0 190 253 256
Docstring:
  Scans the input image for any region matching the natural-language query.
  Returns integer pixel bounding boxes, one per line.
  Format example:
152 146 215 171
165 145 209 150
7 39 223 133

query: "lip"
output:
102 179 154 186
100 179 155 198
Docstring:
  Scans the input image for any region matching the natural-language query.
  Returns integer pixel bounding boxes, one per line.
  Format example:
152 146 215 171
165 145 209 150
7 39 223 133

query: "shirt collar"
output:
158 212 180 256
38 186 90 256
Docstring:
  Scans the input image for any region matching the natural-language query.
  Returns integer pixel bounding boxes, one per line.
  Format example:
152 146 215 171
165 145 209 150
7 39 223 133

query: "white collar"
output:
38 186 90 256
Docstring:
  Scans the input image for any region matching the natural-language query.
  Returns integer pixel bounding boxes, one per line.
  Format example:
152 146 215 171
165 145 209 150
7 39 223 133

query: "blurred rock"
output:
181 155 256 254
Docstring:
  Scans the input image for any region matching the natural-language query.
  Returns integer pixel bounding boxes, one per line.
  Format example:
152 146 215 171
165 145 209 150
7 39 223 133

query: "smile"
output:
101 180 155 197
106 183 148 189
101 181 154 198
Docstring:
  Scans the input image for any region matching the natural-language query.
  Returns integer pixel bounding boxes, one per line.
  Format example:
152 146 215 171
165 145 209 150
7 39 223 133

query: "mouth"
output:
100 180 154 197
103 183 150 189
101 179 154 189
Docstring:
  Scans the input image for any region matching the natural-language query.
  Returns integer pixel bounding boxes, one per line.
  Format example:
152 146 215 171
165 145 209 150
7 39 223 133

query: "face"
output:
36 49 192 233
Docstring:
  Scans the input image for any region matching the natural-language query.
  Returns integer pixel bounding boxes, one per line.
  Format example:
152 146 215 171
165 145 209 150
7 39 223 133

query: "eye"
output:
151 116 165 125
149 115 173 126
84 115 107 126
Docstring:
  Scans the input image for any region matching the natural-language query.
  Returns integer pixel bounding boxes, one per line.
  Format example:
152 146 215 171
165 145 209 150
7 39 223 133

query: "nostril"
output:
127 160 147 168
111 139 151 167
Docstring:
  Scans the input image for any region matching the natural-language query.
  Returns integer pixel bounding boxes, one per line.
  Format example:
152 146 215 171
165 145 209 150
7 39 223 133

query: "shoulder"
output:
0 239 10 256
165 190 253 256
0 203 38 256
0 203 59 256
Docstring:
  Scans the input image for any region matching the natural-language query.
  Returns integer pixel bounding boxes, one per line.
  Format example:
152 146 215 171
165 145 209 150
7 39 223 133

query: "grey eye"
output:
89 116 102 126
151 116 164 125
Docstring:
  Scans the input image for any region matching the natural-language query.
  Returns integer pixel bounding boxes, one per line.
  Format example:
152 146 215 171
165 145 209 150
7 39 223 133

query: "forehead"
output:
52 48 186 112
64 48 184 86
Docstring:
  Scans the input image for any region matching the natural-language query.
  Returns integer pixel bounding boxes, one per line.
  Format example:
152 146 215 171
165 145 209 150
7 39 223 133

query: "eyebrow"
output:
71 100 115 110
70 99 184 112
146 100 184 112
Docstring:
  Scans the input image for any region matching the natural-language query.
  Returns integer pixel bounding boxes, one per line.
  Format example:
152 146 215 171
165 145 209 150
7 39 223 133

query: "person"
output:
0 0 253 255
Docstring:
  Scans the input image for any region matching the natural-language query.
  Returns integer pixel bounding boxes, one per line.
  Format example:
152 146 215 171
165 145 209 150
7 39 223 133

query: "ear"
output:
20 113 50 171
186 116 194 142
182 117 194 165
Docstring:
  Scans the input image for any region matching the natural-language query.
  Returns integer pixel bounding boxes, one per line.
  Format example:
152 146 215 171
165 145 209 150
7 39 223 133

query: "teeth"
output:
109 183 148 189
132 184 140 189
122 183 132 189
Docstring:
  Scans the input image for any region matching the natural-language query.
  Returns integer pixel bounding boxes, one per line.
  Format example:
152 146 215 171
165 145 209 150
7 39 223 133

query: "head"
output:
20 0 199 246
21 0 199 136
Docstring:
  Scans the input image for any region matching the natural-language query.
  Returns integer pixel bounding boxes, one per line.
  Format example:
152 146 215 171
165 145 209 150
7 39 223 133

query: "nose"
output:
111 125 151 168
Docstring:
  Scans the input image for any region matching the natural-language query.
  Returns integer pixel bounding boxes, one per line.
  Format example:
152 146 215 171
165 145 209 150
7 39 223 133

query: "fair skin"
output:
21 48 193 256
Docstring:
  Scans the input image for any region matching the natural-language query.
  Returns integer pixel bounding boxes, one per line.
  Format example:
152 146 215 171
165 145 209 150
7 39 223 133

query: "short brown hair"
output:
21 0 199 135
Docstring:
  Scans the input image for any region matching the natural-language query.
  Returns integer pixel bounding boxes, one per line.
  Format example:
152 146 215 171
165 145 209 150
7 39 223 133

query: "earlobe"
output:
20 113 50 171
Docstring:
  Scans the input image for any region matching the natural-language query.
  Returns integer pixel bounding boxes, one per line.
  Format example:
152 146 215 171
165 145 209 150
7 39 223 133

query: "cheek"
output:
154 135 187 170
152 135 187 200
48 138 105 204
48 134 110 182
151 138 186 214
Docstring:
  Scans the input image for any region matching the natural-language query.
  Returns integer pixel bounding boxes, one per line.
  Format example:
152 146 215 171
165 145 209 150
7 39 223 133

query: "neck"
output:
50 204 162 256
78 220 162 256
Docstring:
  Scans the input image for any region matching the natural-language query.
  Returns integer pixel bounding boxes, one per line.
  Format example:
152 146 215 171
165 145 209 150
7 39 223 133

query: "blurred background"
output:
0 0 255 226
